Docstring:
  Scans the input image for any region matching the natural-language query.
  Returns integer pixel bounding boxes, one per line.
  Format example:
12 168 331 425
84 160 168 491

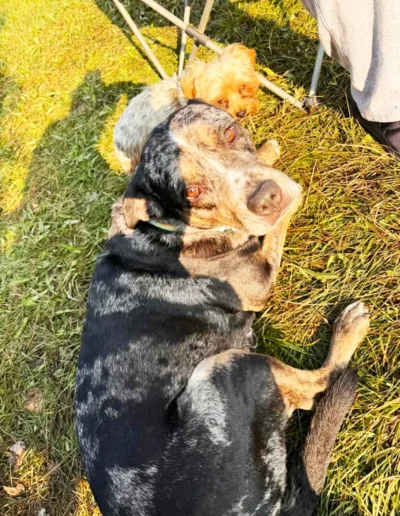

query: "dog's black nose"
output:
247 180 283 216
236 110 246 118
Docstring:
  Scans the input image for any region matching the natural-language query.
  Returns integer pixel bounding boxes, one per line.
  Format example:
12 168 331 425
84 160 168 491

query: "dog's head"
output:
120 102 301 240
180 44 260 119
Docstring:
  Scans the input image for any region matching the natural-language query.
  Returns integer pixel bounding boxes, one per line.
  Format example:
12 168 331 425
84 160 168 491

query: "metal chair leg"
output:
187 0 215 66
304 42 324 109
178 0 191 76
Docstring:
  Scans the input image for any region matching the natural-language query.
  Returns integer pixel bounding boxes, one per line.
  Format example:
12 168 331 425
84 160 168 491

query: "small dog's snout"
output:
236 110 246 118
247 180 283 216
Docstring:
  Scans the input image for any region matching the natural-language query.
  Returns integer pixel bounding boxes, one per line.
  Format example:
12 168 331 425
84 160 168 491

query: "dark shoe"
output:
350 97 400 160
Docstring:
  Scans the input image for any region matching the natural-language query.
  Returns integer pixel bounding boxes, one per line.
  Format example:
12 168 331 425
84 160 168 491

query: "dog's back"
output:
76 232 359 516
75 232 278 516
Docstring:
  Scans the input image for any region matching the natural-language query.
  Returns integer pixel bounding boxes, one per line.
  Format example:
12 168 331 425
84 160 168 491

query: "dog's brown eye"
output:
224 127 236 143
186 186 202 201
217 99 229 109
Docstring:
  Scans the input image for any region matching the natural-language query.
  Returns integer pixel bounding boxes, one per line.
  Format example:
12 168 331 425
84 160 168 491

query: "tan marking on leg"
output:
269 302 369 415
268 359 329 413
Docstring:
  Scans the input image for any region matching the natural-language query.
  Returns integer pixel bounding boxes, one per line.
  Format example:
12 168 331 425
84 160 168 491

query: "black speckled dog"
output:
75 103 369 516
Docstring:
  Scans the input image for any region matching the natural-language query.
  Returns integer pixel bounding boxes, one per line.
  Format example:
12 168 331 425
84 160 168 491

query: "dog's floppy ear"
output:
244 47 257 66
223 44 257 66
122 178 150 229
180 70 197 98
123 196 149 229
181 60 207 98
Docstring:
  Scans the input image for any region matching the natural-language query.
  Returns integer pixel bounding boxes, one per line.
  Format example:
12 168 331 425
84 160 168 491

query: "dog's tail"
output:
280 369 358 516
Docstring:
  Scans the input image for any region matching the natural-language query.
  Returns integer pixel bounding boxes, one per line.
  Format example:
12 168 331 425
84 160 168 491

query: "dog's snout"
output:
236 110 246 118
247 180 283 216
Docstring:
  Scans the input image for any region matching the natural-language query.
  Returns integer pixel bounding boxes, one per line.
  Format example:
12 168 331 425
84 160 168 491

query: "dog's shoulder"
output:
114 77 183 160
123 76 182 114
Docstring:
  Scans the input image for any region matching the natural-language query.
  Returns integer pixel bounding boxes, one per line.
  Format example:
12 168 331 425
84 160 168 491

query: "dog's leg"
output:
178 305 367 513
281 369 358 516
268 301 369 415
257 139 281 166
183 300 368 432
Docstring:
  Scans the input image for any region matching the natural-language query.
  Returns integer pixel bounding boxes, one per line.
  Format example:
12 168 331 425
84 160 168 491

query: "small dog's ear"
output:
123 195 149 229
181 59 207 98
223 44 257 66
245 48 257 66
180 72 197 98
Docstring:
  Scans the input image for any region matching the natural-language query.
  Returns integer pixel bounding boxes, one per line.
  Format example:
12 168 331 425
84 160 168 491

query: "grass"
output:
0 0 399 514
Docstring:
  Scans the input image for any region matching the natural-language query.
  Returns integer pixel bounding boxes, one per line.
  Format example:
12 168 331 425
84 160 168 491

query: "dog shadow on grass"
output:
94 0 351 113
0 70 141 516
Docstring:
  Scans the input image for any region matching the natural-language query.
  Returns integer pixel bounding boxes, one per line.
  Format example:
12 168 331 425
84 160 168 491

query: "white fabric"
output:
302 0 400 122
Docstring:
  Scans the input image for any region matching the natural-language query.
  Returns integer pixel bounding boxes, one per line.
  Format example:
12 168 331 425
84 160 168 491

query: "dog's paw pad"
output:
257 140 281 166
266 139 281 157
334 301 370 338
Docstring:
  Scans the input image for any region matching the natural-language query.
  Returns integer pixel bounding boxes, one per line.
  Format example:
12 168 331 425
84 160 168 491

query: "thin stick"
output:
187 0 215 65
305 43 324 109
112 0 168 80
139 0 305 109
178 0 191 76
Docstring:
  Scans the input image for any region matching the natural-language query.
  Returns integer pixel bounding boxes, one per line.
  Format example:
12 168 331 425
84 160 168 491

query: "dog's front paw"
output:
330 301 370 368
334 301 370 340
257 140 281 166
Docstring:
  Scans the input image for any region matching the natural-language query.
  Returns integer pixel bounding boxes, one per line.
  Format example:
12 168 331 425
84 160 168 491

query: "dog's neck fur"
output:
107 221 277 313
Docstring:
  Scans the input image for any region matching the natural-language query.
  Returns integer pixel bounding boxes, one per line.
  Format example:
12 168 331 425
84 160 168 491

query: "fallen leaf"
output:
24 389 44 412
86 192 99 202
3 483 25 496
10 441 25 456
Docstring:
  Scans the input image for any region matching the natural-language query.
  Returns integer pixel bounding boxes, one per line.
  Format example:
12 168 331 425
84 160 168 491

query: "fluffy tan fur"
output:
113 44 264 175
180 44 259 118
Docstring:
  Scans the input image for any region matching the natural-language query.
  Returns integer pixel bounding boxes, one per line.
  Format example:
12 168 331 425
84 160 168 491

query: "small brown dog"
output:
179 44 259 116
113 44 278 174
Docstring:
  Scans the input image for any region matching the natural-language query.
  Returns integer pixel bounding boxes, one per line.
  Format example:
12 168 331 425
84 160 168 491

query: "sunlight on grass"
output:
0 0 162 214
0 0 399 514
74 479 101 516
96 93 128 173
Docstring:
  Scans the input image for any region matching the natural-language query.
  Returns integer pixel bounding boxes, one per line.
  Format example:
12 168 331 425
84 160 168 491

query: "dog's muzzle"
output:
247 180 283 217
